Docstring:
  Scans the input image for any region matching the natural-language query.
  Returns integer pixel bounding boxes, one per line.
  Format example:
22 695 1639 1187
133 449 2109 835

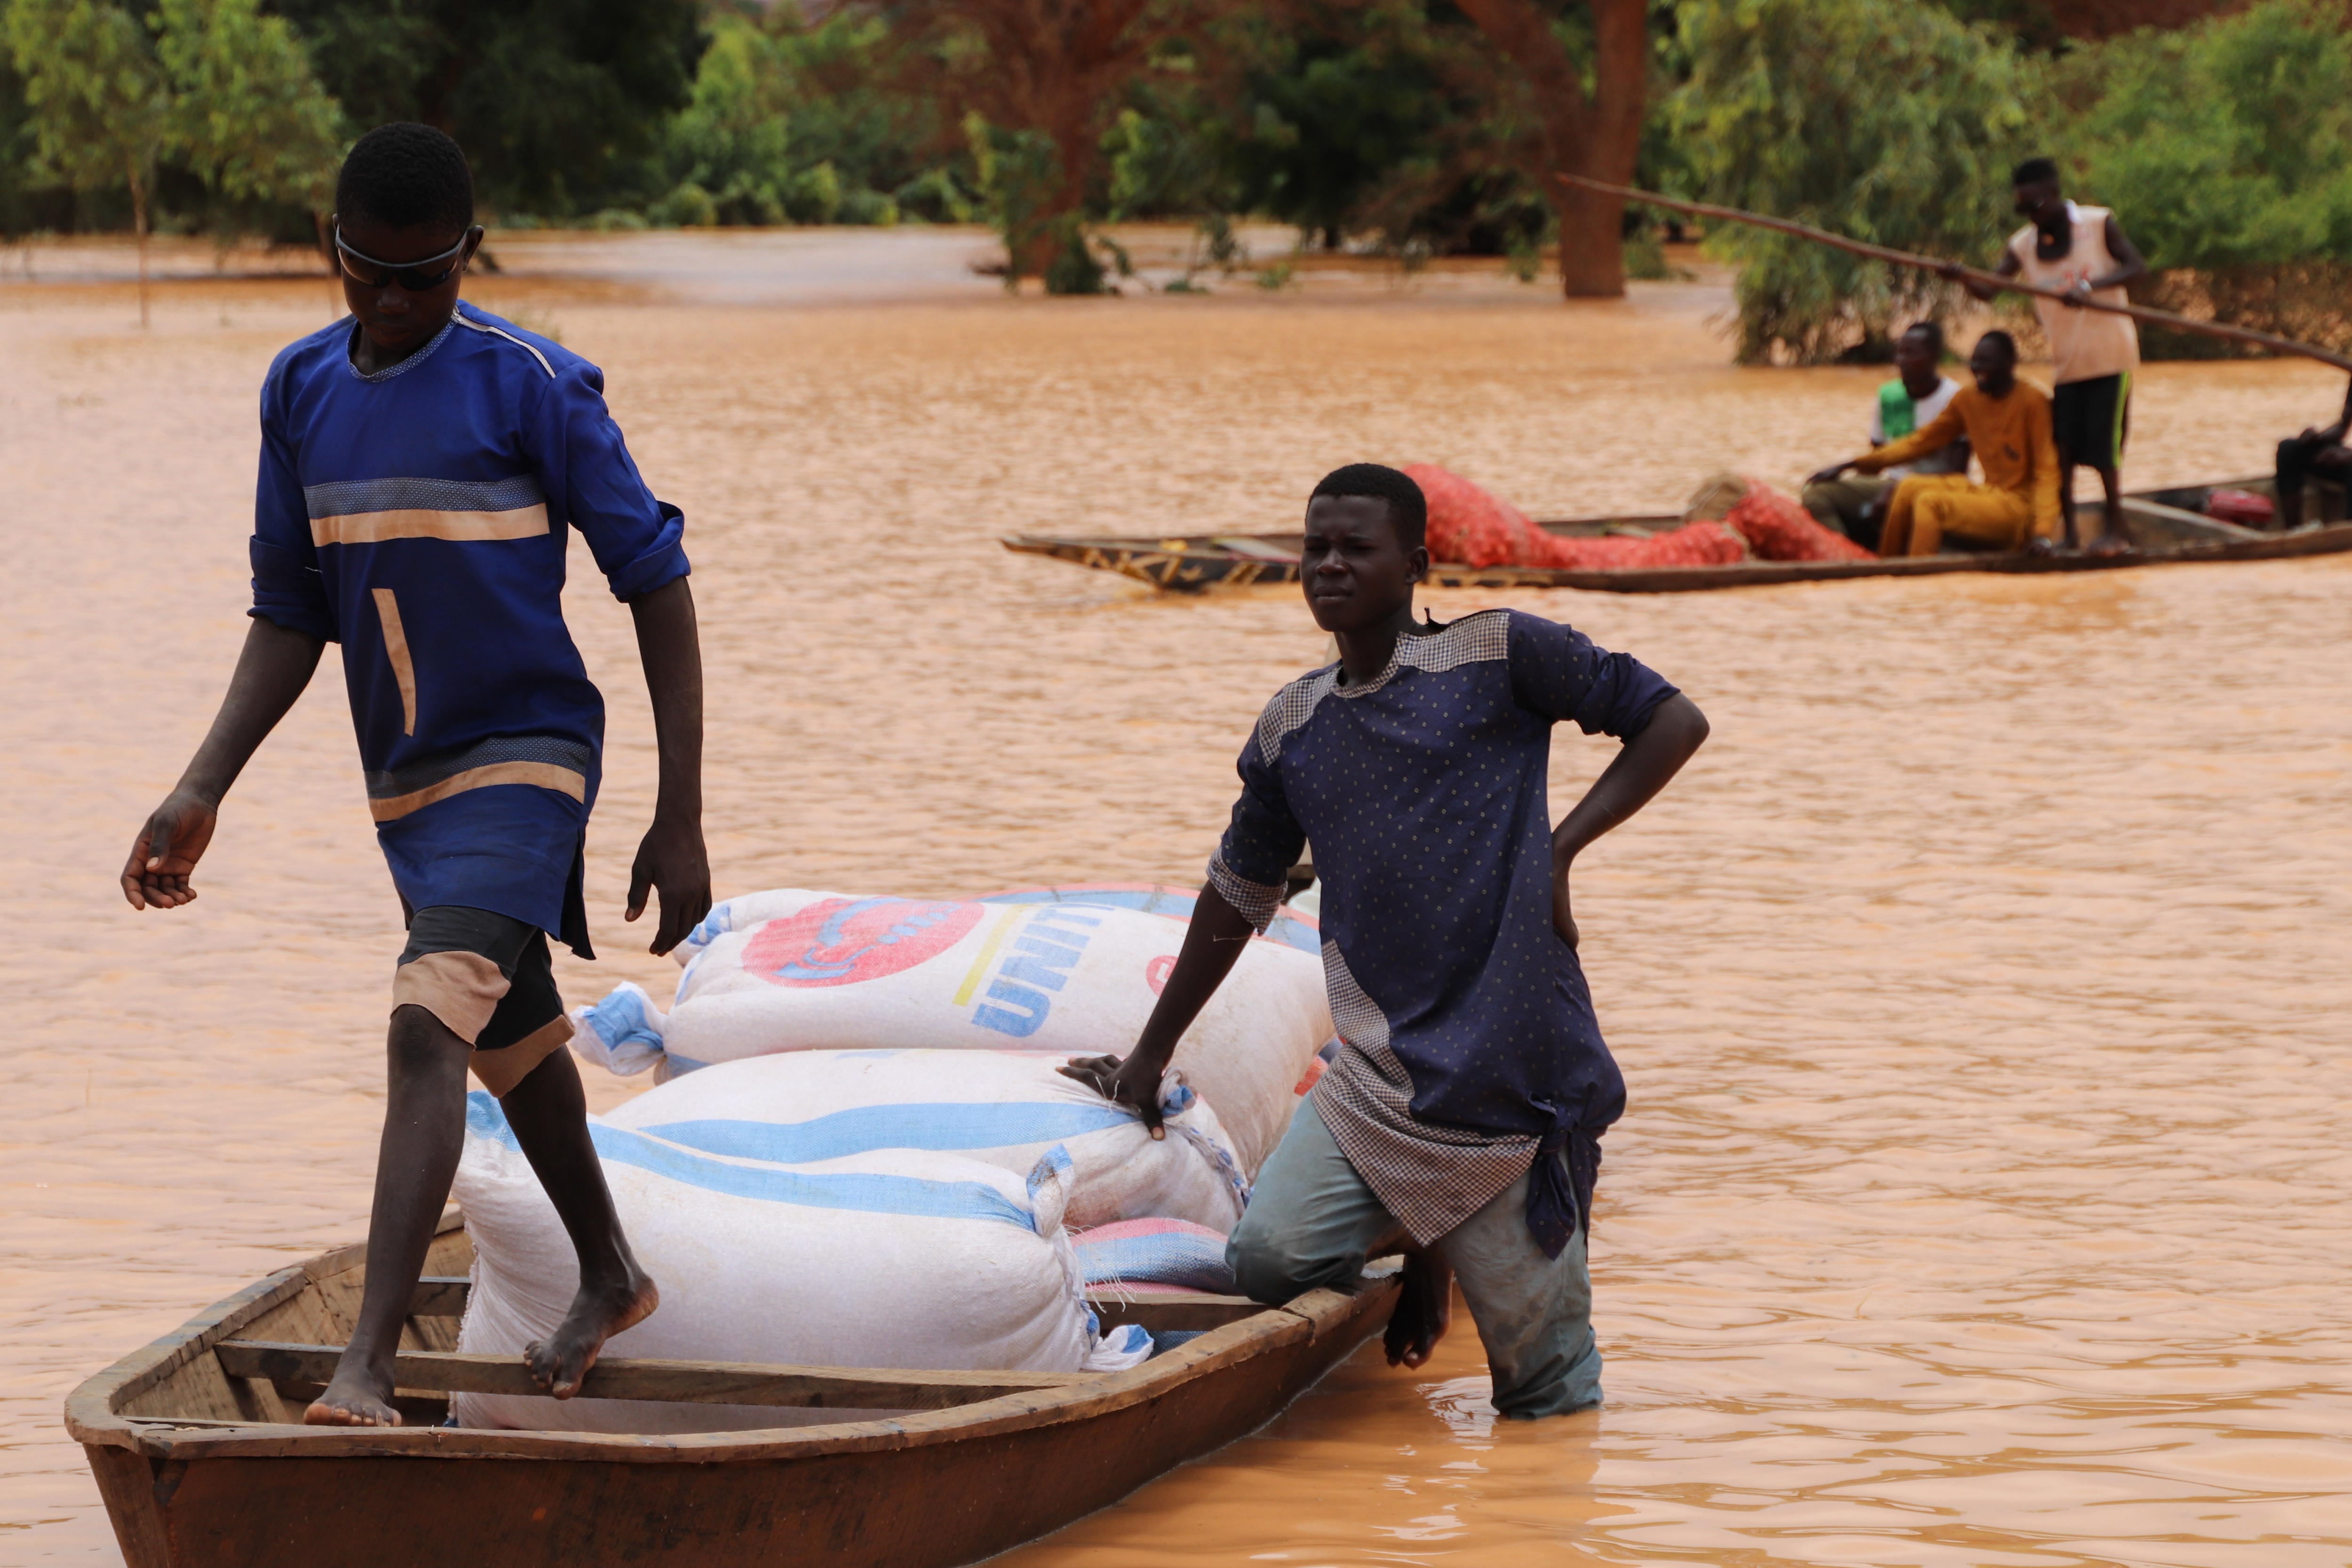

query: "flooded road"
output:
3 234 2347 1565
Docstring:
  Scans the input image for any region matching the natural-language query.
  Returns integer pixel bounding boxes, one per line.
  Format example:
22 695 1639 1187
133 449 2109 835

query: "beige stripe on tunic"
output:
313 505 550 547
370 761 588 823
371 588 417 737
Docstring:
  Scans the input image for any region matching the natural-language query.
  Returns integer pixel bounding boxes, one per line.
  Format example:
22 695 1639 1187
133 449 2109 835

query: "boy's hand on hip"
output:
626 815 711 956
1551 859 1581 950
1058 1052 1168 1140
122 792 217 910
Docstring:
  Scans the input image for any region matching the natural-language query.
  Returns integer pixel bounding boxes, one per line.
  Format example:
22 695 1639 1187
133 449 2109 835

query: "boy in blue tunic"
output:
119 125 709 1426
1065 464 1708 1416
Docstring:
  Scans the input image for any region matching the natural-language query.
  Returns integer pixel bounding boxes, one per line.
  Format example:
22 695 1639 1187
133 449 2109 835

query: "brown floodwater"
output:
3 232 2348 1565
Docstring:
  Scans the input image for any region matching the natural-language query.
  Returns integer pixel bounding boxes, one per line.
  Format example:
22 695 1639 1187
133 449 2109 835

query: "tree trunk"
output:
1555 177 1624 298
128 162 149 329
1553 0 1648 299
1452 0 1649 300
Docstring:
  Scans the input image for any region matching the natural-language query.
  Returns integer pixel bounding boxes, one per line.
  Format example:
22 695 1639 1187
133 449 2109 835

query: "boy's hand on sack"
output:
121 790 218 910
1059 1053 1168 1140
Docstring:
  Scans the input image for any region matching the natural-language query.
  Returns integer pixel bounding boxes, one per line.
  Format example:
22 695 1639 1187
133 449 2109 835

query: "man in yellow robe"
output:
1811 330 2062 557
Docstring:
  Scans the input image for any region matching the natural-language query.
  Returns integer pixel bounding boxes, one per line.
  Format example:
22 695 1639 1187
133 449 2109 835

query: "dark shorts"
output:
393 906 571 1096
2051 372 2131 468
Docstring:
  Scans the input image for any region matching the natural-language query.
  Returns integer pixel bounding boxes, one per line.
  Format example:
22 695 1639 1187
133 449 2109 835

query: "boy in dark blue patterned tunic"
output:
1065 464 1708 1417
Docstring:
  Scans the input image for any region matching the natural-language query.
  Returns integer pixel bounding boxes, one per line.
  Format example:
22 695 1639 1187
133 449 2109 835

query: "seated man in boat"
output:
1808 330 2062 557
1063 464 1708 1417
117 123 705 1426
1801 321 1970 551
2274 374 2352 529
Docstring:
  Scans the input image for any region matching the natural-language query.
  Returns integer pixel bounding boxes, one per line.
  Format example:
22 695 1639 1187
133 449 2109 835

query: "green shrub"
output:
652 181 716 228
782 160 840 224
893 167 972 223
835 187 897 226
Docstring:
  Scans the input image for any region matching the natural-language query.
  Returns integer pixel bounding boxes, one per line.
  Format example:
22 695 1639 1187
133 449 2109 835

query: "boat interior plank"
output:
118 1349 250 1423
409 1276 471 1317
1084 1293 1265 1332
214 1340 1100 1411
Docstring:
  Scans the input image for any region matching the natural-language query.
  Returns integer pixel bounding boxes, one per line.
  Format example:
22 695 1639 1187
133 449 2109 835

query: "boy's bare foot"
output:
304 1368 402 1427
1384 1251 1454 1369
525 1269 659 1398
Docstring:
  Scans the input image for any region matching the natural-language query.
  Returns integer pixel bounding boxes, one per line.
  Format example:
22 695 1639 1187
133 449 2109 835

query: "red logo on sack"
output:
743 897 984 988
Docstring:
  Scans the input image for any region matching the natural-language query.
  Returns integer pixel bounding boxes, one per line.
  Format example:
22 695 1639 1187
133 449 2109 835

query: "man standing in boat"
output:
118 124 706 1426
1959 158 2146 554
1065 465 1708 1416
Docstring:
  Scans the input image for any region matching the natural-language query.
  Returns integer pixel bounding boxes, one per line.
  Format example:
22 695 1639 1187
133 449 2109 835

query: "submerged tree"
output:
155 0 343 256
1670 0 2035 362
267 0 704 216
3 0 169 322
2062 0 2352 354
909 0 1234 289
1449 0 1648 297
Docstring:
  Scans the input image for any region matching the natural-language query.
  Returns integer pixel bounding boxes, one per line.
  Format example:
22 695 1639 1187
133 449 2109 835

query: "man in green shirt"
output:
1802 322 1970 550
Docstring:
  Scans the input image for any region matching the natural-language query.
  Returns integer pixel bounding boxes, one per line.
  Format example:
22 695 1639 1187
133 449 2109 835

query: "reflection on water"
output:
2 242 2347 1564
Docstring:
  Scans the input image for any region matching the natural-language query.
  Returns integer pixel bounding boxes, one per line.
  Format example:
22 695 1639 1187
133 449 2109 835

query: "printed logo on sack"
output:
744 898 985 987
956 906 1103 1039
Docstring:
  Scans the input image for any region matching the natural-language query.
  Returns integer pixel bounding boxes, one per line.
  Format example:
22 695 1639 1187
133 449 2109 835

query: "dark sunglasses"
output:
333 226 478 292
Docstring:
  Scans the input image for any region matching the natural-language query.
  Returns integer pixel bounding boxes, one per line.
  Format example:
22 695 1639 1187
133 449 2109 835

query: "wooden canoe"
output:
1001 474 2352 593
68 1210 1404 1568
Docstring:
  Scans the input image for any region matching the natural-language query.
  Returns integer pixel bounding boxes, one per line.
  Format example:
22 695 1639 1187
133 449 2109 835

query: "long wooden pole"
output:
1554 171 2352 374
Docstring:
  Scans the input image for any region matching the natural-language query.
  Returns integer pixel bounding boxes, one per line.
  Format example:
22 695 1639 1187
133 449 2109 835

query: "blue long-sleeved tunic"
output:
248 304 688 947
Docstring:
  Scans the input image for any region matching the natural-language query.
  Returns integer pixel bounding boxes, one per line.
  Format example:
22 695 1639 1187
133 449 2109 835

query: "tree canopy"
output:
5 0 2351 345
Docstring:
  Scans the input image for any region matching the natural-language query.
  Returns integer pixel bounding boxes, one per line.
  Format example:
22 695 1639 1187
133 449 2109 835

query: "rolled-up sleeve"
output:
1208 728 1304 933
532 362 689 601
248 379 336 642
1507 610 1677 738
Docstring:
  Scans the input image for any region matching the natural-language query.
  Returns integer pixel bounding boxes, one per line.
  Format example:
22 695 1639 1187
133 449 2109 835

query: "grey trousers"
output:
1801 473 1897 546
1226 1097 1602 1418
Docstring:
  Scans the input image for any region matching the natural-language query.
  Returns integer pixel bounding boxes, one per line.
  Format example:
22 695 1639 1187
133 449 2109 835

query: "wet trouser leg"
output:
1227 1096 1603 1417
1440 1153 1602 1417
1227 1097 1398 1301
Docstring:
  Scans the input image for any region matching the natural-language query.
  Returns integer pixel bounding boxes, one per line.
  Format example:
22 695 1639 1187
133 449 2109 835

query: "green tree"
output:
2063 0 2352 353
1669 0 2037 362
155 0 342 252
2069 0 2352 269
266 0 705 215
3 0 169 322
658 15 795 224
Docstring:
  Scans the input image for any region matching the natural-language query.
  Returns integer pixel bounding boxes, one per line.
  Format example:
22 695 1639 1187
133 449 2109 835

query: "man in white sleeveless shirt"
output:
1964 158 2147 555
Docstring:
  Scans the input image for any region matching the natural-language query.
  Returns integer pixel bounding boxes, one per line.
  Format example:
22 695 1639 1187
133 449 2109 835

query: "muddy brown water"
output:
3 235 2348 1565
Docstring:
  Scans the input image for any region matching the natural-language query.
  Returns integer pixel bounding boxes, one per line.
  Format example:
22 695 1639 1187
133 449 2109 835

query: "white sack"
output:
576 886 1333 1174
451 1092 1144 1435
602 1050 1248 1231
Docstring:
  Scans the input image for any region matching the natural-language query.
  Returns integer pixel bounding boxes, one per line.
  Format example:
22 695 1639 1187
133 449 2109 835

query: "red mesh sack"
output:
1529 522 1748 570
1721 483 1875 562
1402 463 1766 571
1403 463 1537 567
